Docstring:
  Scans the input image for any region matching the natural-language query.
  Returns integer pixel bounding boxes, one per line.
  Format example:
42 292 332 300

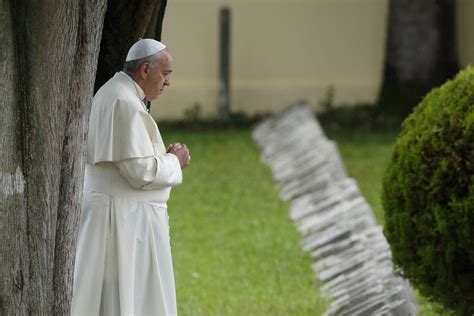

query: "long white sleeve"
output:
115 154 183 190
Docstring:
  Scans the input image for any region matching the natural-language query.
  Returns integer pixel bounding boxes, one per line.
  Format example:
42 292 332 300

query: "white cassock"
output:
72 72 182 316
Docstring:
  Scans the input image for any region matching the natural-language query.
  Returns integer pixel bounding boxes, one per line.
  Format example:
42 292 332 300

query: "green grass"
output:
162 127 451 316
163 129 328 316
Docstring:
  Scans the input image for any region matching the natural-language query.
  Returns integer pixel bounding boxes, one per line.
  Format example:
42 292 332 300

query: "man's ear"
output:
144 62 150 74
139 62 149 78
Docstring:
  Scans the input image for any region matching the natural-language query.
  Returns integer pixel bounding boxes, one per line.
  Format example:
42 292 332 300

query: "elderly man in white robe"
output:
72 39 189 316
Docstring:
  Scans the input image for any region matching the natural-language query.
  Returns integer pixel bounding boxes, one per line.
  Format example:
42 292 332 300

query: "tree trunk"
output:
94 0 168 92
0 0 106 314
379 0 459 115
385 0 458 82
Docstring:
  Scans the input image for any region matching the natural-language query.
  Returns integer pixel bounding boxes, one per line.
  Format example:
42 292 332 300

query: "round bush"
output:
382 66 474 315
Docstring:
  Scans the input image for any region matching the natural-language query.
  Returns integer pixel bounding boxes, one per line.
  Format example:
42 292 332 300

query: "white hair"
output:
123 49 167 74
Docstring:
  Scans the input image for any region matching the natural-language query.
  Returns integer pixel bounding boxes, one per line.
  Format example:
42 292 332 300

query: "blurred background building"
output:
151 0 474 121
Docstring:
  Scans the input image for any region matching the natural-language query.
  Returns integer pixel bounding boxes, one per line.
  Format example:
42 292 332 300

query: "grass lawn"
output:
164 129 328 315
163 127 450 316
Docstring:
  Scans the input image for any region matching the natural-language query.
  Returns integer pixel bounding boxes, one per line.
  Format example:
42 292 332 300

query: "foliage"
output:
382 67 474 315
163 103 405 133
317 104 403 132
183 102 202 121
159 111 261 131
320 86 335 112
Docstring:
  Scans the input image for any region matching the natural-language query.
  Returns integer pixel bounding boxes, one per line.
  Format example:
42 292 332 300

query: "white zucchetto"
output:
126 38 166 62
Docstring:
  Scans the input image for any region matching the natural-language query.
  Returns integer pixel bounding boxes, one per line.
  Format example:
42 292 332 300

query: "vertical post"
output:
218 6 231 120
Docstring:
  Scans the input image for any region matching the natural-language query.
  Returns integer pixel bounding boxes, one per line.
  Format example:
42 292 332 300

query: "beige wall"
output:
151 0 389 120
151 0 473 121
457 0 474 68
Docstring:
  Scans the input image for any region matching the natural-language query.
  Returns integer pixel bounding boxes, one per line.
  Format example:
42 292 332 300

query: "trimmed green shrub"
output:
382 66 474 315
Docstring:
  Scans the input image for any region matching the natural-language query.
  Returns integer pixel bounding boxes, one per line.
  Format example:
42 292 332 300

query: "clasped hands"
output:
167 143 190 168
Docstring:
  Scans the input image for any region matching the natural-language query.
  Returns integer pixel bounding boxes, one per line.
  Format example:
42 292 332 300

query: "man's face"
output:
142 51 173 101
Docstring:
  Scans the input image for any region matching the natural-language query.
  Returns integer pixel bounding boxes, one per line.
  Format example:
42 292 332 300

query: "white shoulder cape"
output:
87 72 166 164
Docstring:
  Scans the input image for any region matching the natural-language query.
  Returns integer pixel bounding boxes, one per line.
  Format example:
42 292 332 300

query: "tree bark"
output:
0 0 106 314
95 0 168 92
385 0 458 83
379 0 459 115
